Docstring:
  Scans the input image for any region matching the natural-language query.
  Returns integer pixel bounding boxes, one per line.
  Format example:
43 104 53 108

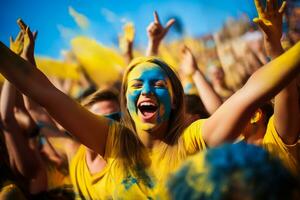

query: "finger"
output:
15 31 23 41
253 18 270 35
254 0 264 17
274 0 278 9
153 11 161 24
278 1 286 14
26 27 34 41
266 0 275 12
9 36 14 44
147 22 155 32
33 31 38 40
181 45 187 53
17 18 28 32
165 18 175 31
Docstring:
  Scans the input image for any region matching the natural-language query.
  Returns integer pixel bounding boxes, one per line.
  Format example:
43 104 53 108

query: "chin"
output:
139 123 156 132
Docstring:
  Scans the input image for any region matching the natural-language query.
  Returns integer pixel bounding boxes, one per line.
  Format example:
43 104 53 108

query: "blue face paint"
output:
126 63 173 131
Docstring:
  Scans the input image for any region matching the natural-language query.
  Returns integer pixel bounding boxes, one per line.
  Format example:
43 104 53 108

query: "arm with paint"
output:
0 20 110 157
146 11 175 56
202 41 300 147
254 0 300 144
180 46 222 114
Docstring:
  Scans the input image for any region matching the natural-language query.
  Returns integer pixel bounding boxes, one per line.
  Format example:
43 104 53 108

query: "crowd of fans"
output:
0 0 299 199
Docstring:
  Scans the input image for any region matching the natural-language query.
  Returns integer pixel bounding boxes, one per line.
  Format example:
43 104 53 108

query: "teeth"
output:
140 102 156 106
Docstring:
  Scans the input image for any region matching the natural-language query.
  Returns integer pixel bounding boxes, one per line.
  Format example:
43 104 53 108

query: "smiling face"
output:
126 62 174 132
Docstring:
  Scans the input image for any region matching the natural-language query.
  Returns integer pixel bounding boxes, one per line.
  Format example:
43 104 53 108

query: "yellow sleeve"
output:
263 116 300 175
182 119 207 154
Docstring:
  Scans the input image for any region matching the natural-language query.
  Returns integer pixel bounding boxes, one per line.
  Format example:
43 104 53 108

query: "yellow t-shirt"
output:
69 145 110 200
70 119 207 199
263 116 300 175
44 136 72 190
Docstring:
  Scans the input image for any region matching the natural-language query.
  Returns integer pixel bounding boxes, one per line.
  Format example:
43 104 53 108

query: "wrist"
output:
266 39 284 58
21 53 34 64
269 45 284 59
192 69 201 78
147 41 159 56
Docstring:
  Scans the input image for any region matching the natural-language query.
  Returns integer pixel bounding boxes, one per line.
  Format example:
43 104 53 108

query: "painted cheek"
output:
126 89 141 115
155 88 172 122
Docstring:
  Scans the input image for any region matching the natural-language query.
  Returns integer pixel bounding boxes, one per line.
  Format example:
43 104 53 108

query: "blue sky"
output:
0 0 258 58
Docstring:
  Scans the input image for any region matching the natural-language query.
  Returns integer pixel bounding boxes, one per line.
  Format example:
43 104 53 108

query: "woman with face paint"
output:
1 12 300 198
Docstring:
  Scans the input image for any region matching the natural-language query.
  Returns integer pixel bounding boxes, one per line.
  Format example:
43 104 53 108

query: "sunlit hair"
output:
119 57 189 172
167 142 300 200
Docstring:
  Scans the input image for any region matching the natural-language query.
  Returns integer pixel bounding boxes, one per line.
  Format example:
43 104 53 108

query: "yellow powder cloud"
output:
68 6 90 29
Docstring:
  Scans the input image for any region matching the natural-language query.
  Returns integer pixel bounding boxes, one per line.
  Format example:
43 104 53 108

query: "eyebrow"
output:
128 79 167 82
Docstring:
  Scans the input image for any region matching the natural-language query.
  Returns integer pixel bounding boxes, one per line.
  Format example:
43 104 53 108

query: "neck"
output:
137 121 169 149
86 147 99 160
85 147 106 174
245 122 266 145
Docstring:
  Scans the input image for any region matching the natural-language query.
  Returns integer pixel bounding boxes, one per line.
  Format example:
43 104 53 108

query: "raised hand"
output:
17 19 37 62
120 22 134 63
180 45 198 76
253 0 286 57
146 11 175 56
180 45 222 114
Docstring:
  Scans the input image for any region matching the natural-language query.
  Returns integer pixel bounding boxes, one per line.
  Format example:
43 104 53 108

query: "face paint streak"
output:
126 63 173 131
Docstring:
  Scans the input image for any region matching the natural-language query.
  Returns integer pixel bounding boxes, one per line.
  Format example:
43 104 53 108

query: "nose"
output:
141 83 152 95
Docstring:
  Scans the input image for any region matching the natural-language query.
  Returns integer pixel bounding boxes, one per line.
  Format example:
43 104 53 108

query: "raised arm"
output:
0 20 110 156
14 20 57 128
0 28 41 178
0 79 39 178
121 22 135 64
202 41 300 147
254 0 299 144
146 11 175 56
180 46 222 114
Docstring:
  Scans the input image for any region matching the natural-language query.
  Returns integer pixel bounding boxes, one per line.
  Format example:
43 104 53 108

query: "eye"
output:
154 81 166 88
130 81 143 88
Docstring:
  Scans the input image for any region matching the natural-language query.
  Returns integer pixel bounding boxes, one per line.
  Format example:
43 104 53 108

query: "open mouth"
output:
138 101 158 120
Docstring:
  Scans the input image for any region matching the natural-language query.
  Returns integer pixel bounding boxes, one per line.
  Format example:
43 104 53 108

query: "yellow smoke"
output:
36 57 80 79
71 36 126 86
68 6 90 29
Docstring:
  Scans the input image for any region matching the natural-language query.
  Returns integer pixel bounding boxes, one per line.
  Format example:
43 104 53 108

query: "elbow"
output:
281 127 300 145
